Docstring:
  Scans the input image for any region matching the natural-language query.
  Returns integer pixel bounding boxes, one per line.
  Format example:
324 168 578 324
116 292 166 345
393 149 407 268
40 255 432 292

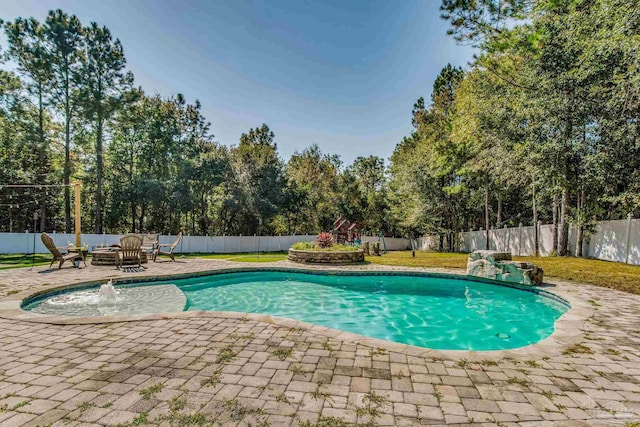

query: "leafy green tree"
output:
440 0 532 46
230 124 286 234
286 144 342 233
389 64 466 248
80 22 132 232
44 10 83 232
3 17 54 231
348 156 393 233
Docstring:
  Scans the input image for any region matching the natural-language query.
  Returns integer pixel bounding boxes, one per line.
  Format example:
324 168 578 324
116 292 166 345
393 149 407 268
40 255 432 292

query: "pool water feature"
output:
22 270 568 351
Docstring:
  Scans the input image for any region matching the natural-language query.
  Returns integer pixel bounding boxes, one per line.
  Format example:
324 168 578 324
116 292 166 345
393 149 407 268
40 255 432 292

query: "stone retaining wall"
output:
288 248 364 264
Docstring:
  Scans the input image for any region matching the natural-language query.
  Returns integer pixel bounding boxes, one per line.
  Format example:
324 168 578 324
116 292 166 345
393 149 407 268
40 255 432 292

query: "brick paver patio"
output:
0 258 638 426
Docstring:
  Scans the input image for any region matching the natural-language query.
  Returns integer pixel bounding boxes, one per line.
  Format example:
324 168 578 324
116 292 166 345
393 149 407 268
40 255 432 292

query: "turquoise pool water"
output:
23 270 568 350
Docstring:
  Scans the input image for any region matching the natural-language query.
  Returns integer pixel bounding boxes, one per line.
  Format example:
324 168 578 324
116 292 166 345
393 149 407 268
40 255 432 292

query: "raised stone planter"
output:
467 250 543 286
288 248 364 264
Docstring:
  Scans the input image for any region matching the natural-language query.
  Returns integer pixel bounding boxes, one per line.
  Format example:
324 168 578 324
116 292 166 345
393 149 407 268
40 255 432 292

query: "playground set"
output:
331 215 387 253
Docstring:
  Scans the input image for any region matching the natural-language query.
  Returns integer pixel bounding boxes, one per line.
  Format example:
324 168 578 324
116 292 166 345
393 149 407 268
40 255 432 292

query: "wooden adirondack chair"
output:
117 234 143 268
153 232 182 262
41 232 85 269
140 233 158 254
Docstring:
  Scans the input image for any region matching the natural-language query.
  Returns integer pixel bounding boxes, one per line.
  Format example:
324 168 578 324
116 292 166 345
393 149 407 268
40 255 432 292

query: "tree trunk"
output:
485 186 490 250
130 141 135 233
559 188 569 256
64 67 72 233
576 187 585 257
552 192 559 254
496 194 502 228
139 203 145 232
131 201 136 233
37 86 46 232
559 104 573 257
95 116 104 233
200 191 207 235
532 182 539 257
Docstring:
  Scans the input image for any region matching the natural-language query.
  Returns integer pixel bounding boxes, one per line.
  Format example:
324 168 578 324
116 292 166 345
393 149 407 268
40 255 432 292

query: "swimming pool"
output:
22 270 569 351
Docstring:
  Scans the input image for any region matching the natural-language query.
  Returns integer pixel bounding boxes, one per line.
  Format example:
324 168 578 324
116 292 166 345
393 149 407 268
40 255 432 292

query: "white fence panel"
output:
361 236 410 251
429 216 639 265
467 230 486 253
414 235 439 251
0 233 348 254
585 219 637 264
519 226 536 256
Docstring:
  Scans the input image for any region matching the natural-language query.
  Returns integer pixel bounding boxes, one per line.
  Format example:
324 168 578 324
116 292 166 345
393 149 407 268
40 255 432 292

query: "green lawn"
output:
0 254 52 270
366 251 640 295
0 252 289 270
191 252 288 263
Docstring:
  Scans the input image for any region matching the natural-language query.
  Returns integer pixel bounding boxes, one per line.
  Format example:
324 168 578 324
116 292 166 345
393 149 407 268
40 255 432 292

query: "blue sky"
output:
2 0 475 164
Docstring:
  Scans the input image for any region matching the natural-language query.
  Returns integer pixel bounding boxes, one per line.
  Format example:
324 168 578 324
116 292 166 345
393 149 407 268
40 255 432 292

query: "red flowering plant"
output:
317 232 334 249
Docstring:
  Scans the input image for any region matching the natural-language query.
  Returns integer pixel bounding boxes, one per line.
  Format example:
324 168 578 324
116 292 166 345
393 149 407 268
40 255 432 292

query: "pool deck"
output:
0 259 637 426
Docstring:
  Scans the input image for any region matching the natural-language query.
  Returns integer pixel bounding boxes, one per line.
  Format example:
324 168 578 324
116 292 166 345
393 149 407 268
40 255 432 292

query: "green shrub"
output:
292 241 317 250
291 242 359 252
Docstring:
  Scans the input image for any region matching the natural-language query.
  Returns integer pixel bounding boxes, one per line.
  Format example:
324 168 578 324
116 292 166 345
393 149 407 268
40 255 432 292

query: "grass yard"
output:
193 252 288 263
367 251 640 295
0 253 52 270
0 252 289 270
2 250 638 295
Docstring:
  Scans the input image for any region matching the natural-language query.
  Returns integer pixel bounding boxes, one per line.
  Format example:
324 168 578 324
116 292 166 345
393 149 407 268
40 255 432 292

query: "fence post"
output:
505 224 509 252
625 213 633 264
537 220 542 256
487 226 498 250
518 223 522 256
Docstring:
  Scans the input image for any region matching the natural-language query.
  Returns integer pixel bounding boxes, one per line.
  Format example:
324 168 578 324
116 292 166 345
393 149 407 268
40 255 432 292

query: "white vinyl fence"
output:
417 215 639 265
0 232 411 255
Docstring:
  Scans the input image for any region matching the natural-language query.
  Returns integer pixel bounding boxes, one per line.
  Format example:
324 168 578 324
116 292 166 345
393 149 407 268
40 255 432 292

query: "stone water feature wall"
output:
466 250 544 286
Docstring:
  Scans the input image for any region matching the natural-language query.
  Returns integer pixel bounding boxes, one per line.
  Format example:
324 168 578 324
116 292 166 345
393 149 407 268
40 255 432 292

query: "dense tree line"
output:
0 10 394 236
391 0 640 254
1 2 638 255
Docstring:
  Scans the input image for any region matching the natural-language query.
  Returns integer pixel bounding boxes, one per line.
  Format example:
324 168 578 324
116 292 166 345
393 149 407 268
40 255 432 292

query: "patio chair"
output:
141 233 158 254
117 234 143 268
153 232 182 262
41 232 85 269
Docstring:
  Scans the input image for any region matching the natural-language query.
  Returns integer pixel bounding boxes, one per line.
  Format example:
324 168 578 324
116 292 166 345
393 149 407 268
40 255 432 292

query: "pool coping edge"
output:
0 265 593 361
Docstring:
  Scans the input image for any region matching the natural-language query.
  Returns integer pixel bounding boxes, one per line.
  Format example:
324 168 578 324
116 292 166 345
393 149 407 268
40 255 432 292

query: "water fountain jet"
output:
98 280 118 305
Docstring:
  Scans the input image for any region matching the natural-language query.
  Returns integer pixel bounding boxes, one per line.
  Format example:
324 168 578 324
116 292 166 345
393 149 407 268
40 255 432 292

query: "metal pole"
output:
31 212 37 269
74 182 81 248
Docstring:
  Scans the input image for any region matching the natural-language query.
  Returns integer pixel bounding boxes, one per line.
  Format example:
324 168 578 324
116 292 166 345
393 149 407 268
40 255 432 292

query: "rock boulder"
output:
466 250 544 286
